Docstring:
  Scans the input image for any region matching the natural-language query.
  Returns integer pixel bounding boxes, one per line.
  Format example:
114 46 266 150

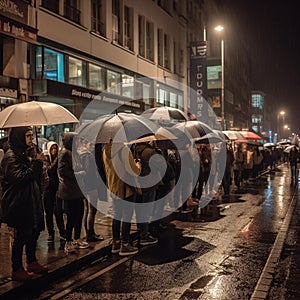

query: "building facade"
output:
0 0 253 141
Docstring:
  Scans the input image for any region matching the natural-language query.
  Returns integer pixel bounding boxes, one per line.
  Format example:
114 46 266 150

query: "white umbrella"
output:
284 145 299 153
126 127 178 144
0 101 79 128
223 130 245 140
141 106 189 123
0 101 79 148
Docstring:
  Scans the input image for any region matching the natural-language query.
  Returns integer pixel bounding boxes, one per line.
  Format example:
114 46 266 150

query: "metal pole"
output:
221 39 225 129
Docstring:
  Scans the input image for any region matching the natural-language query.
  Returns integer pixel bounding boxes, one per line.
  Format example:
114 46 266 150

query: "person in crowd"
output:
57 132 89 253
77 139 104 242
222 142 234 197
0 127 48 281
200 144 212 196
103 140 141 256
243 144 254 184
233 143 245 191
151 148 176 230
289 145 299 184
43 141 65 242
131 141 161 246
253 146 264 179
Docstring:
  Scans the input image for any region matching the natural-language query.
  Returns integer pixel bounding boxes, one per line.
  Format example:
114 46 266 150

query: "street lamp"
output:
214 25 225 129
277 110 285 141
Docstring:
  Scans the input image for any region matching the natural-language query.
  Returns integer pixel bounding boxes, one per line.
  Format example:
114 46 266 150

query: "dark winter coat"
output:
0 126 44 230
57 132 84 201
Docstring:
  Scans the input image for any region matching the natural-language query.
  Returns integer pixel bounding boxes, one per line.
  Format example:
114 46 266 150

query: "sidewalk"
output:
0 167 275 300
0 212 125 299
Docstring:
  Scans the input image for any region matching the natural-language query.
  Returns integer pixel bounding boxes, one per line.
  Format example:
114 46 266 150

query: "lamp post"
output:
277 110 285 141
214 25 225 129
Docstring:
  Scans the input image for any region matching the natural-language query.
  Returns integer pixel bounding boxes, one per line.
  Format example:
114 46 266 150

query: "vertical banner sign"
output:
190 41 208 123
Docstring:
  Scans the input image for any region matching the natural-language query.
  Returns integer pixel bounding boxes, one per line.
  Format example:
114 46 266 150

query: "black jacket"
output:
0 127 44 230
57 133 84 201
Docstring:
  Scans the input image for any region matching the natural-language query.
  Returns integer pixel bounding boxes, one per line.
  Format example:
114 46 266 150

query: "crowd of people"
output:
0 126 299 282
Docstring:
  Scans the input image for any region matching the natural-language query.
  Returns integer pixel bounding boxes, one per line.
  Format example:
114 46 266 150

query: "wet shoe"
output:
64 241 76 253
119 243 138 256
111 240 121 253
72 239 89 249
140 235 158 246
87 234 104 242
12 267 34 281
27 261 48 274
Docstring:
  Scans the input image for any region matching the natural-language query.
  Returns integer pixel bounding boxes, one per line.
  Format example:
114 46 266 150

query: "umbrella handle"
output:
34 126 39 150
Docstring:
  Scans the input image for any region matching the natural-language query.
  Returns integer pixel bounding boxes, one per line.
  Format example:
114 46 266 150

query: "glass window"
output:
157 29 163 66
156 87 167 105
146 20 154 61
68 56 86 86
64 0 81 24
107 70 121 95
178 94 183 109
170 92 177 107
44 48 65 82
122 74 134 98
41 0 59 13
251 93 264 109
88 63 105 90
124 6 132 50
91 0 106 36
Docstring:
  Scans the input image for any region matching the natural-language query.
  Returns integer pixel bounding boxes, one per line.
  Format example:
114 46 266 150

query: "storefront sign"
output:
0 0 28 24
190 41 208 123
0 16 37 43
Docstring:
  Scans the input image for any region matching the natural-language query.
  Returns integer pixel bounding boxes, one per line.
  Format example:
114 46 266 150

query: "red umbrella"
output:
239 131 261 140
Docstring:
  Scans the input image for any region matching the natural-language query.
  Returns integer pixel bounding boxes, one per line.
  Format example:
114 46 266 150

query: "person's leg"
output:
112 198 122 241
74 198 85 240
43 192 54 238
25 229 39 264
10 227 26 272
55 196 66 238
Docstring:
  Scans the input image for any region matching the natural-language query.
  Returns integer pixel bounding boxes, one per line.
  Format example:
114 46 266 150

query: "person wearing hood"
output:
57 132 89 253
77 139 104 242
43 141 65 242
0 126 48 281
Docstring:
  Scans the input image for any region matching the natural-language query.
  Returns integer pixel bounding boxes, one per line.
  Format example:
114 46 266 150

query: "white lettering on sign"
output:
0 0 24 18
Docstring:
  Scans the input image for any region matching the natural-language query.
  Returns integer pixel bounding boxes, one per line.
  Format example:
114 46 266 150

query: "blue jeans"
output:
136 189 156 239
112 195 135 243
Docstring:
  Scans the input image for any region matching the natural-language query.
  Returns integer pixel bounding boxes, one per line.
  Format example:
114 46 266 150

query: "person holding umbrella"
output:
0 126 49 281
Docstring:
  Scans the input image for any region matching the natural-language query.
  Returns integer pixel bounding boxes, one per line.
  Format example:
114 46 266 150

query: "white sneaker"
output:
64 241 76 253
72 239 89 249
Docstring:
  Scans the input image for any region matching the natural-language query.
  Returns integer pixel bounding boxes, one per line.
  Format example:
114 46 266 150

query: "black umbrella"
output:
173 120 213 140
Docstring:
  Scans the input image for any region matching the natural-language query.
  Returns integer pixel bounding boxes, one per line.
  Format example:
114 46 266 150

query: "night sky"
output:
216 0 300 134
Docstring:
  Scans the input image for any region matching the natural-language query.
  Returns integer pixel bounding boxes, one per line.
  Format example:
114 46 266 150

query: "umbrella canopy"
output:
239 131 261 140
264 142 276 148
284 145 300 153
77 113 160 144
222 130 245 140
141 106 189 123
0 101 79 128
235 139 262 146
173 120 213 140
194 132 224 144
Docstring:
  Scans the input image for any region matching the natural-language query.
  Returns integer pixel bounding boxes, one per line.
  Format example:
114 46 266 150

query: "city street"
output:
10 163 295 300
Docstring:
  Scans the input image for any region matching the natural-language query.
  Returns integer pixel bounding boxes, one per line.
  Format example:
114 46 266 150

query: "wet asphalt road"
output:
62 164 296 300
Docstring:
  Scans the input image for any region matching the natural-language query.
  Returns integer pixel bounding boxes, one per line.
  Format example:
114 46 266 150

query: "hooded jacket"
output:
44 141 59 194
57 132 84 201
0 126 44 230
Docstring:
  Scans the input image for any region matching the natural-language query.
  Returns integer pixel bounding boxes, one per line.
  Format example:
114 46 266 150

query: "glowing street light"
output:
277 110 285 141
214 25 225 129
